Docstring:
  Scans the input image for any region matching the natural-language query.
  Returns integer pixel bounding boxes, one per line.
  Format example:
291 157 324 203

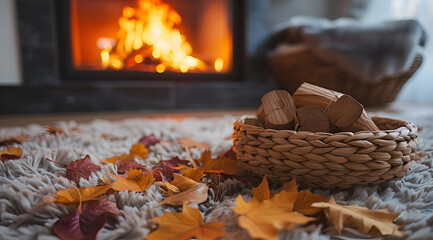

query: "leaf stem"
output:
45 158 66 168
143 192 161 203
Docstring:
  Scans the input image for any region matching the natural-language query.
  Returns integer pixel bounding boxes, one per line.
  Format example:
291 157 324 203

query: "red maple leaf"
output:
152 157 190 181
115 160 150 175
53 199 123 240
137 135 160 147
66 155 102 184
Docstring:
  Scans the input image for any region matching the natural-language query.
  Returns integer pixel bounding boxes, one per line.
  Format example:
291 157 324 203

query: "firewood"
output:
295 106 331 132
293 82 343 110
257 90 296 130
326 95 379 132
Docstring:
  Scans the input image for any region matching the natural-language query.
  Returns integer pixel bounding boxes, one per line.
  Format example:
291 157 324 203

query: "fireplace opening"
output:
58 0 243 81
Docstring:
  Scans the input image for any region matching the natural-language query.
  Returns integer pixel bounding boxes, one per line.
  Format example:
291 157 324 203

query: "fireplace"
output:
59 0 243 81
1 0 274 115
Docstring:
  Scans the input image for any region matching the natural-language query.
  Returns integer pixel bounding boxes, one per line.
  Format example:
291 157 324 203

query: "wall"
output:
0 0 21 85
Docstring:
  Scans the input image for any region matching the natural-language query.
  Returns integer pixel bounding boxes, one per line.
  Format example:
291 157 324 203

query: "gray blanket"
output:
270 17 427 83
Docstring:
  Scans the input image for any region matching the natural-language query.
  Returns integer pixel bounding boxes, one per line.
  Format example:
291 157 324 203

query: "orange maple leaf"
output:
147 203 226 240
46 126 65 135
44 185 112 204
178 137 210 150
0 135 28 147
102 143 149 164
0 147 23 162
158 173 208 206
108 168 155 192
197 151 239 175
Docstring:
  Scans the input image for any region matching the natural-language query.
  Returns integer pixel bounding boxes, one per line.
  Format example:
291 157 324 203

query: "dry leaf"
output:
152 157 190 181
102 144 149 164
293 190 326 215
147 203 226 240
157 181 181 196
197 151 239 175
53 199 122 240
312 196 403 237
0 135 28 147
46 185 112 204
158 173 209 206
233 195 315 240
115 160 149 175
252 175 270 201
46 126 65 135
0 147 23 162
180 168 204 182
65 155 101 184
178 137 210 150
137 135 160 147
108 168 155 192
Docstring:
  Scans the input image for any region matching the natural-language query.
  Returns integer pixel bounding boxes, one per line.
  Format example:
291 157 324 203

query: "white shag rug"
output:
0 113 433 240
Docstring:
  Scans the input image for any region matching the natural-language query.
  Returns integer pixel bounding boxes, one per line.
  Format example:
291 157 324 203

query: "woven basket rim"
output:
235 116 416 136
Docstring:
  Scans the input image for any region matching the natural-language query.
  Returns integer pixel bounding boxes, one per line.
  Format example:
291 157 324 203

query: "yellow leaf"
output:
281 179 297 193
46 185 111 204
102 144 149 164
233 195 314 240
252 175 270 201
293 190 326 215
147 203 226 240
181 168 204 182
312 196 403 237
157 181 181 196
109 168 155 192
178 137 210 150
158 173 209 206
0 147 23 162
197 151 239 175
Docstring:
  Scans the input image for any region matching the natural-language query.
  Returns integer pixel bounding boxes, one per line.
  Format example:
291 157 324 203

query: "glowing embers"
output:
98 0 222 73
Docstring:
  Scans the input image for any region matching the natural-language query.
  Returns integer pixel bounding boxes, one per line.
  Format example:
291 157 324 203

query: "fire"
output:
98 0 222 73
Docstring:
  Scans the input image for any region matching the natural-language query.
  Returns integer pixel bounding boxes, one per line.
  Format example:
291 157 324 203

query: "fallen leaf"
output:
152 157 190 181
0 147 23 162
218 147 237 160
233 195 315 240
147 203 226 240
158 173 209 206
180 168 204 182
137 135 160 147
312 196 403 237
197 151 239 175
252 175 270 201
46 185 112 204
66 155 101 184
53 199 122 240
0 135 28 147
178 137 210 150
115 160 149 175
103 143 149 164
294 190 326 215
46 126 65 135
108 168 155 192
157 181 181 196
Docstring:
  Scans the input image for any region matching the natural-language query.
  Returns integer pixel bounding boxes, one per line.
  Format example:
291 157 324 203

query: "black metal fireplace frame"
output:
56 0 245 82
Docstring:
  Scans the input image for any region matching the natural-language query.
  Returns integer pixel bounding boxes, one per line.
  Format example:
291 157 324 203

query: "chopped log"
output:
295 106 331 133
257 90 297 130
293 82 343 110
326 95 379 132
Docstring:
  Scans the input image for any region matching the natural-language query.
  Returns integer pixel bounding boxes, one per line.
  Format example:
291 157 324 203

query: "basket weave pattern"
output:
233 117 418 189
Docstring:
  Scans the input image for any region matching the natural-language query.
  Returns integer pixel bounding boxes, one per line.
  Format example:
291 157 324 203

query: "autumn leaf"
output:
46 126 65 135
158 173 209 206
115 160 149 175
252 175 270 201
157 181 181 196
197 151 239 175
312 196 403 237
0 147 23 162
218 147 237 161
233 195 315 240
108 168 155 192
294 190 326 215
45 185 112 204
0 135 28 147
137 135 160 147
152 157 190 181
180 167 204 182
178 137 210 150
147 203 226 240
53 199 123 240
102 143 149 164
65 155 101 184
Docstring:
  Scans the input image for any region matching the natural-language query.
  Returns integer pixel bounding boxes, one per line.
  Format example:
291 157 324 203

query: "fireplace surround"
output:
0 0 275 115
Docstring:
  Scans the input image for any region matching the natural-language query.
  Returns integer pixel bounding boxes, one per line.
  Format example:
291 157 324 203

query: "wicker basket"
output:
269 47 423 107
233 117 418 189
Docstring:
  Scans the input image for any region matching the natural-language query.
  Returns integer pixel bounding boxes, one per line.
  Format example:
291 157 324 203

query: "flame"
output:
98 0 217 73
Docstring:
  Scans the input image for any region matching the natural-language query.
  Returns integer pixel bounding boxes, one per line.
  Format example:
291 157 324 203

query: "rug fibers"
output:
0 113 433 240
